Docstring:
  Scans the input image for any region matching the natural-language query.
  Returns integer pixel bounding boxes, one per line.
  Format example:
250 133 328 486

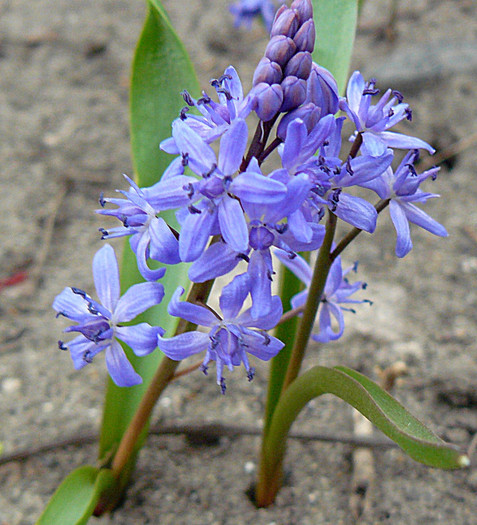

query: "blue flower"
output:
275 249 368 343
340 71 435 156
158 275 284 393
53 244 165 387
360 149 447 257
160 66 254 148
97 174 194 280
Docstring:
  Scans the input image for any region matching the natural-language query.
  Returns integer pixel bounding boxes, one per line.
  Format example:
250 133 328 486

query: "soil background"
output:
1 0 477 524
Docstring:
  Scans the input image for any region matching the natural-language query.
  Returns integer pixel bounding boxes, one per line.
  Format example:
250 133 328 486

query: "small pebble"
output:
2 377 21 393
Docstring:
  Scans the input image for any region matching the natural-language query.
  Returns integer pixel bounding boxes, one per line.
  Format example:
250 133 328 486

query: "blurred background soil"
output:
1 0 477 523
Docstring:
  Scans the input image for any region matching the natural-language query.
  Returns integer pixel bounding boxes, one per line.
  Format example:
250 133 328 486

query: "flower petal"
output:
218 118 248 175
389 200 412 258
231 172 287 204
179 205 217 262
115 323 163 356
219 273 251 320
378 131 435 154
93 244 120 311
401 201 448 237
105 340 142 387
53 287 91 322
114 282 165 322
158 331 210 360
172 119 217 175
218 195 249 253
236 295 283 330
168 286 218 327
148 217 181 265
188 242 240 282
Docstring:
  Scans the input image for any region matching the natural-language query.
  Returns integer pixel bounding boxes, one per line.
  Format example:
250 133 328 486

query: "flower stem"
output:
110 278 214 479
281 211 337 392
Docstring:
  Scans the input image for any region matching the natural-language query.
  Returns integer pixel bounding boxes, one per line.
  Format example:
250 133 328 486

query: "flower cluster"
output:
54 0 446 390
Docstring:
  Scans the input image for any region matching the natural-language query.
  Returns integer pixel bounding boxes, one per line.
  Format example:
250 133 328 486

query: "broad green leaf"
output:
312 0 358 94
262 366 468 489
98 0 199 470
36 466 115 525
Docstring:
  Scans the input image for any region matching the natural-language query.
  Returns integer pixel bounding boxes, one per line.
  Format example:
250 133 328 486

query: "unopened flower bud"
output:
252 82 284 121
277 102 322 139
253 57 283 87
270 7 299 38
291 0 313 24
265 35 297 67
280 76 307 112
306 64 339 115
293 19 315 53
284 51 312 80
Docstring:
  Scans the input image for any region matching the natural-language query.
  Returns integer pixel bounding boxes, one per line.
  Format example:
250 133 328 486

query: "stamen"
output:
99 192 106 207
83 351 93 363
392 90 404 103
58 340 68 351
188 204 202 214
262 333 271 346
267 270 275 282
181 152 189 167
200 363 209 375
247 367 255 382
71 287 87 299
345 156 354 176
236 253 250 263
405 107 413 121
274 223 288 234
181 90 194 106
203 163 217 178
180 107 189 120
183 182 195 199
406 164 418 177
220 377 226 395
98 227 109 240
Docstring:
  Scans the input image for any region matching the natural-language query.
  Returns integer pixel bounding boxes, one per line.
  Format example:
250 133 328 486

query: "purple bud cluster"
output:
251 0 315 120
54 0 447 391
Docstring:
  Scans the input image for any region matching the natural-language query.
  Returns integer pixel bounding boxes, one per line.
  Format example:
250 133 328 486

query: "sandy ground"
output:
1 0 477 523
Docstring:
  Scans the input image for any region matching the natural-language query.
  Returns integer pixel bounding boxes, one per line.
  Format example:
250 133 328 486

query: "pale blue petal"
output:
218 118 248 175
389 200 412 258
93 244 120 311
168 286 218 327
158 331 210 360
249 250 273 319
219 273 251 320
231 172 287 203
362 132 387 156
240 328 284 361
179 205 217 262
115 282 164 322
133 231 167 282
172 119 217 175
188 242 240 282
401 201 448 237
115 323 163 356
332 193 377 233
218 195 249 253
53 287 91 322
148 217 181 265
143 175 196 210
379 131 435 154
281 118 307 172
274 249 312 285
105 340 142 387
236 295 283 330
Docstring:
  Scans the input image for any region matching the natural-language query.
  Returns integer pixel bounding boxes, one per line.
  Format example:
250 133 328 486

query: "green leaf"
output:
262 366 468 489
312 0 358 94
36 466 115 525
98 0 199 475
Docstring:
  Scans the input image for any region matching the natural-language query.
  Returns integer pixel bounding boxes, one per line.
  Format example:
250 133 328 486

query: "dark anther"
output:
180 106 189 120
405 163 417 177
405 107 413 121
333 166 341 175
200 363 208 376
58 340 68 351
55 312 66 318
323 140 329 147
288 251 297 260
197 91 211 105
392 90 404 103
99 192 106 207
262 333 271 346
188 204 202 214
236 253 250 263
87 303 100 315
247 367 255 382
203 163 217 178
216 87 232 100
181 152 189 167
210 335 219 349
223 175 233 186
329 188 341 211
218 74 232 83
346 156 354 176
71 287 87 299
181 90 194 106
352 261 359 272
183 182 195 199
83 351 93 364
388 108 394 118
267 270 275 282
362 282 368 289
220 377 227 395
364 299 373 305
275 223 288 234
98 227 109 240
210 78 220 88
431 168 438 181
